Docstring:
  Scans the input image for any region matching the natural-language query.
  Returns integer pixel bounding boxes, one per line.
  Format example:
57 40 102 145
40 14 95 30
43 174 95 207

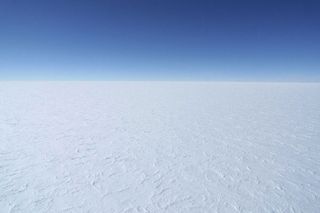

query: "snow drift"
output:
1 82 319 212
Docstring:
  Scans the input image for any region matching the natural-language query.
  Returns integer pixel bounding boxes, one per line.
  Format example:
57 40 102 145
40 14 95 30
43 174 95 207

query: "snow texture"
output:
0 82 320 213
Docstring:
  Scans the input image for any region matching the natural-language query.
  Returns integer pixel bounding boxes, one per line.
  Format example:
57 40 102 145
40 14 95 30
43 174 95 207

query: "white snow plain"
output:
0 82 320 213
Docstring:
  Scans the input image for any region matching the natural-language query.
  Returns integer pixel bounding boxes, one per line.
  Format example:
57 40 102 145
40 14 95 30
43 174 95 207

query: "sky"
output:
0 0 319 81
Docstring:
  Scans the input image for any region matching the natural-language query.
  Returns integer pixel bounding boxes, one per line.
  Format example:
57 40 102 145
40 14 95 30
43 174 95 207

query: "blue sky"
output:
0 0 319 81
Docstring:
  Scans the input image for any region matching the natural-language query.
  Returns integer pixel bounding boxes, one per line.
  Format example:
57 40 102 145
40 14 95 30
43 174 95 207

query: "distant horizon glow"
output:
1 0 319 81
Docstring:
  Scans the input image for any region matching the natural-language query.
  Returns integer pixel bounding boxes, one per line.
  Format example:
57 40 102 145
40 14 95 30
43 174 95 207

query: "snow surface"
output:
0 82 320 213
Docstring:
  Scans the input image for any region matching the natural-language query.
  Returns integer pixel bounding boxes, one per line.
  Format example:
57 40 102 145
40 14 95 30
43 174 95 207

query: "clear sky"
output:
0 0 319 81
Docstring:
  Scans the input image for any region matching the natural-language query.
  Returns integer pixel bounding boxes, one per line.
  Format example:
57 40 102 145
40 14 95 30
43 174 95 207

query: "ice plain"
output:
0 81 320 213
